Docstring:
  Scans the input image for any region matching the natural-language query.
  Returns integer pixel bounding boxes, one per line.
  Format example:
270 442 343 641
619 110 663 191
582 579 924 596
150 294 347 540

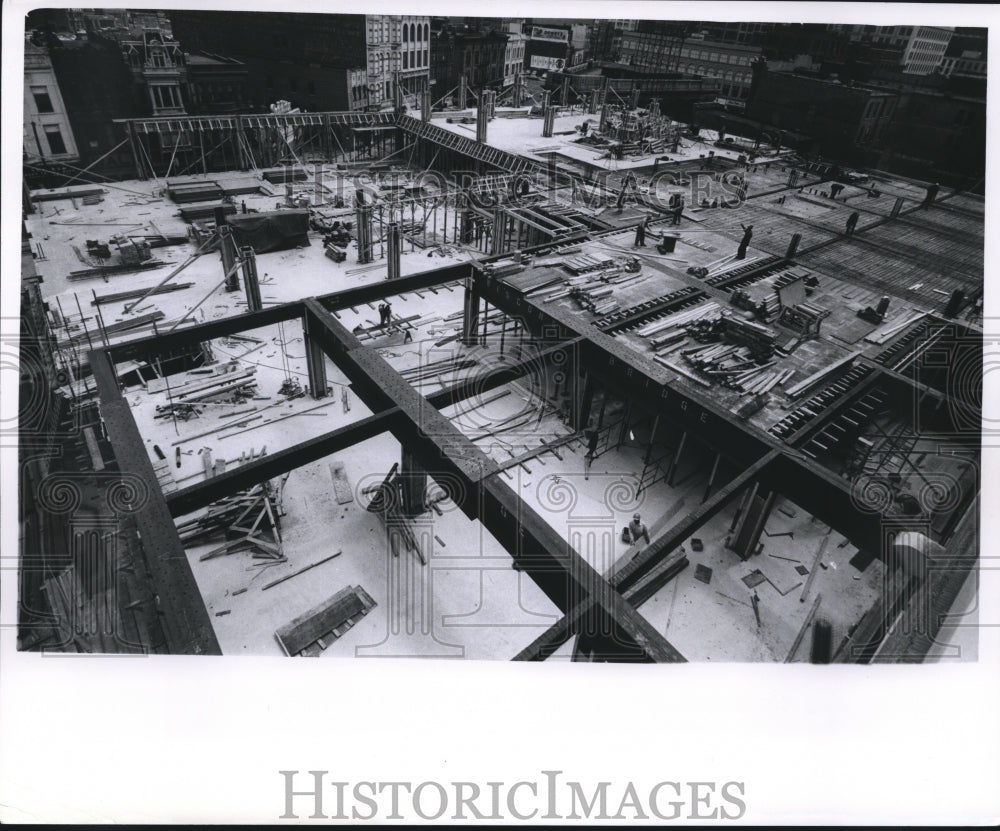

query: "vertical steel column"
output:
355 199 374 264
542 91 553 138
399 449 428 517
386 221 401 281
544 106 556 138
459 75 468 110
314 162 323 206
491 208 505 255
786 232 802 260
702 452 721 503
239 245 262 312
218 222 239 293
572 371 594 432
302 308 329 399
421 89 432 122
476 95 489 143
462 277 481 346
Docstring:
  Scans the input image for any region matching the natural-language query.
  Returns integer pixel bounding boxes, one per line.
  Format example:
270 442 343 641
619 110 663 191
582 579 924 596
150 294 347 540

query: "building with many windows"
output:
870 25 954 75
618 30 761 104
936 28 987 79
23 38 79 163
121 29 188 115
431 21 509 97
366 15 431 109
503 31 527 85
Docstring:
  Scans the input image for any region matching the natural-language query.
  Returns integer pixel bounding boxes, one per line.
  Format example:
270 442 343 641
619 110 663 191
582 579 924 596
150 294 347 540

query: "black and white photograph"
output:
2 1 998 824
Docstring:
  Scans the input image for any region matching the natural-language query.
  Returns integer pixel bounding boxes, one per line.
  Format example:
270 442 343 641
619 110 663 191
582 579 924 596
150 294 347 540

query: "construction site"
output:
17 42 984 664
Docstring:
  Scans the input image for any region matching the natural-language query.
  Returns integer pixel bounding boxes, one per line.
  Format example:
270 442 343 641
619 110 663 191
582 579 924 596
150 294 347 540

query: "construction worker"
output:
634 215 649 247
671 197 684 226
626 513 651 546
736 223 753 260
845 211 859 236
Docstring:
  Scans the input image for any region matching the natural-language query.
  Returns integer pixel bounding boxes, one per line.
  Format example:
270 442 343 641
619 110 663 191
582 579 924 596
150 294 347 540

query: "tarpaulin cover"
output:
227 210 311 253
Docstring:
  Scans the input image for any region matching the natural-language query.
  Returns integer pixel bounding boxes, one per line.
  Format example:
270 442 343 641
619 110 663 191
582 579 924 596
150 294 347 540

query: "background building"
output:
524 22 575 74
23 39 79 164
431 21 509 96
937 27 987 78
503 31 527 85
168 12 429 112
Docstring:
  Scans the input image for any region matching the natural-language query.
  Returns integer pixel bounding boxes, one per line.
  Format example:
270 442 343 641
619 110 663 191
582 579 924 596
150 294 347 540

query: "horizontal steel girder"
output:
165 410 400 518
301 298 685 662
89 349 221 655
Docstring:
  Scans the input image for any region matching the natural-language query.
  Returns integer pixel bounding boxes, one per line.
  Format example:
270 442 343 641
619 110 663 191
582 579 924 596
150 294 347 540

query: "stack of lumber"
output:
675 339 795 395
153 367 259 418
262 166 308 184
166 180 224 203
178 203 237 223
570 282 616 314
638 302 721 351
176 482 284 562
483 259 527 279
562 252 617 275
500 268 565 296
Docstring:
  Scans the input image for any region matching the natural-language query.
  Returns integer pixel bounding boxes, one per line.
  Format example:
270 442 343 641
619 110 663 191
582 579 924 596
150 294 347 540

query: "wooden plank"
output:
800 536 829 602
329 461 354 505
275 585 375 656
261 550 342 591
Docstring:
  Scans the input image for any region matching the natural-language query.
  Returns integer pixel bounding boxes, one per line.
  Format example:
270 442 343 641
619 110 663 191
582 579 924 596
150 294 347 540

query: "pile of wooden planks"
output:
167 179 225 204
680 341 788 394
562 252 617 275
501 268 564 295
177 482 285 563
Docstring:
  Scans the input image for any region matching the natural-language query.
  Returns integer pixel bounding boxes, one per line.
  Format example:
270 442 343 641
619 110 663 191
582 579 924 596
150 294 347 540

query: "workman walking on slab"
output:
634 215 649 247
845 211 859 236
736 223 753 260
